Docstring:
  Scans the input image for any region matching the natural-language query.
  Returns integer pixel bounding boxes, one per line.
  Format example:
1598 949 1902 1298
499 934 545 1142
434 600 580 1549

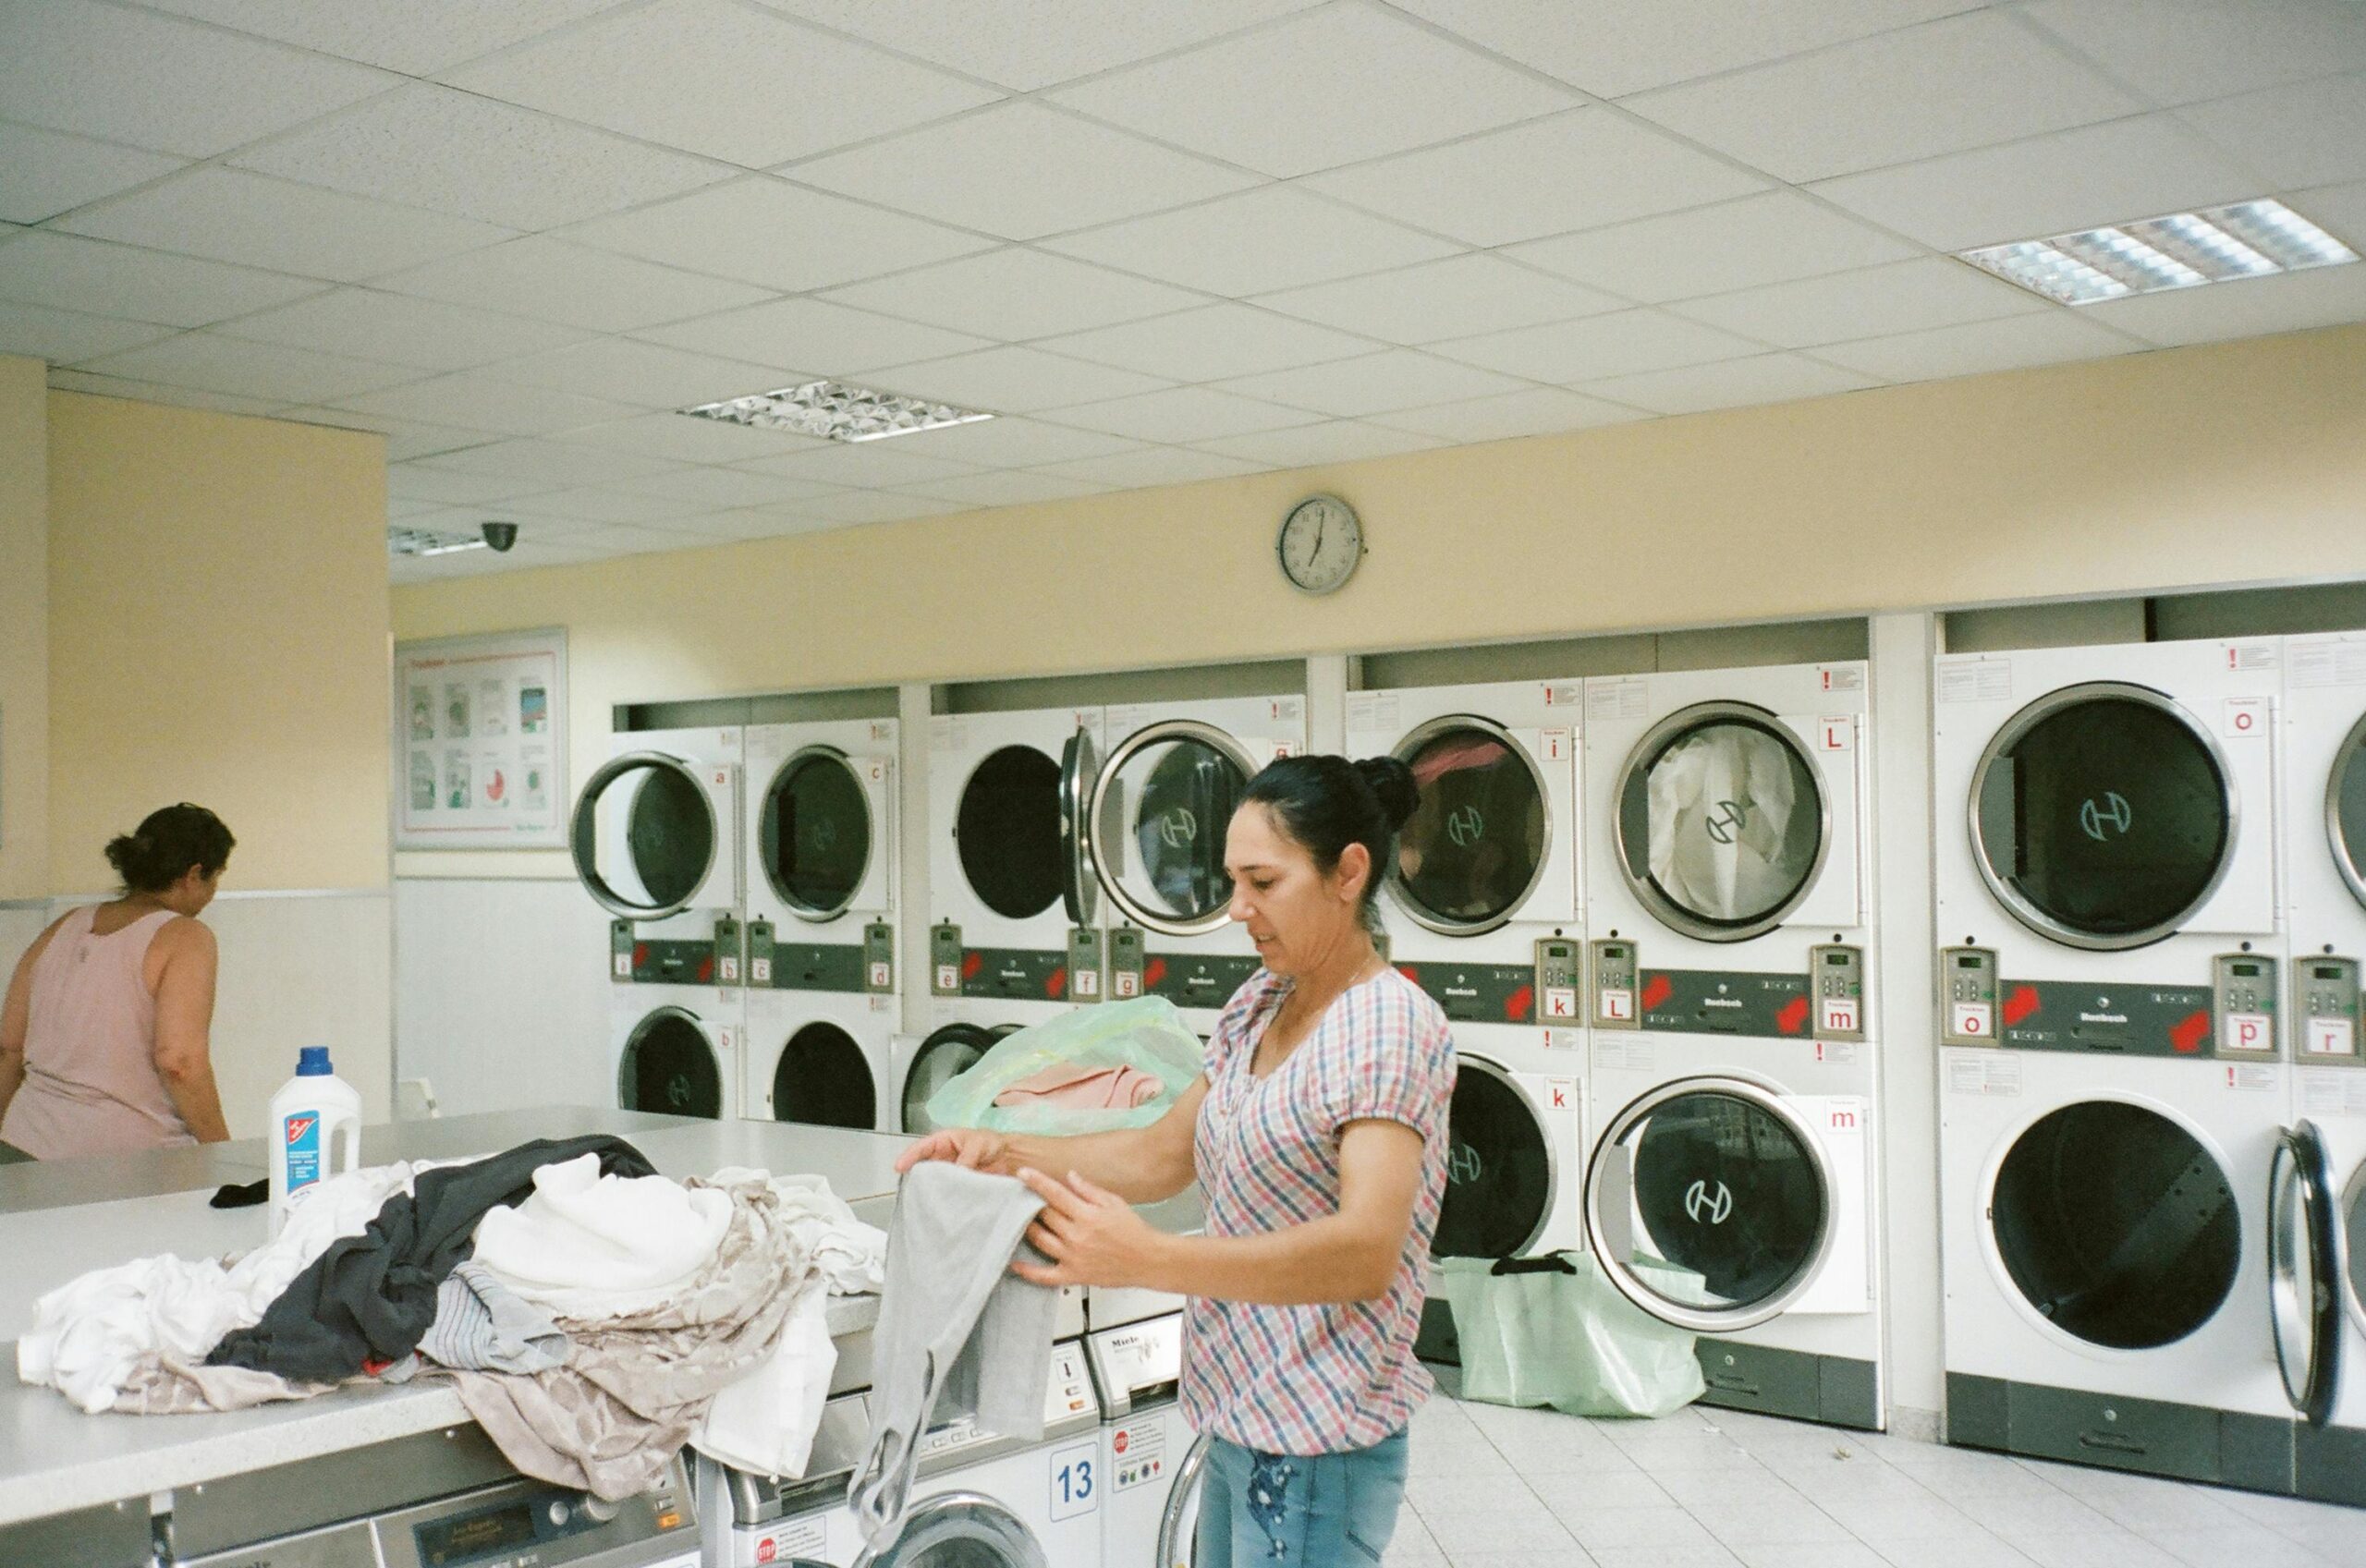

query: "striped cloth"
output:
1180 966 1456 1456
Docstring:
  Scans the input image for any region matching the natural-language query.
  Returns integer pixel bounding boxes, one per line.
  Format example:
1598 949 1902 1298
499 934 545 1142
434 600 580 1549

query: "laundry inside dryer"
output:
1396 723 1548 930
1622 714 1822 933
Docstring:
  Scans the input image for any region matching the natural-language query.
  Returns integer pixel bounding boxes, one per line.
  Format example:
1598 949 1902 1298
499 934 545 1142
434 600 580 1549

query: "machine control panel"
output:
1535 938 1580 1025
1590 940 1639 1029
1086 1311 1184 1417
862 920 895 994
1940 947 1998 1045
713 916 742 986
2299 956 2362 1064
1108 926 1146 1001
611 919 632 983
931 923 963 996
745 919 775 987
1810 943 1866 1042
2213 953 2280 1058
1068 926 1105 1003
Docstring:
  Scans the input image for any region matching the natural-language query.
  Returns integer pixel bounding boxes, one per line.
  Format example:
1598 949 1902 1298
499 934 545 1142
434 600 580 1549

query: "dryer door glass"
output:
1973 687 2232 949
1092 723 1251 937
957 745 1063 920
618 1009 721 1120
1433 1062 1552 1259
904 1024 993 1134
1617 707 1824 943
769 1021 878 1130
2331 711 2366 909
2269 1123 2342 1423
1593 1085 1832 1331
2341 1156 2366 1339
761 749 872 920
571 754 717 919
1992 1100 2238 1348
1393 720 1550 936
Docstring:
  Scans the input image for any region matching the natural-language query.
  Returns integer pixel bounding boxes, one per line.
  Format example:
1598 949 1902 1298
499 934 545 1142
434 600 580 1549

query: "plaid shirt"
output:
1179 966 1456 1455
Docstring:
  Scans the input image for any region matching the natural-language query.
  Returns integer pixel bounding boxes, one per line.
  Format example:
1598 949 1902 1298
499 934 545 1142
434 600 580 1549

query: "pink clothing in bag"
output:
990 1062 1164 1112
1 906 193 1159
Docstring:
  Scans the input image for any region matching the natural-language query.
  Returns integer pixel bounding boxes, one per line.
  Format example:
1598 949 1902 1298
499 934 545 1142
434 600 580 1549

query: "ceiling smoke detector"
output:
677 379 994 443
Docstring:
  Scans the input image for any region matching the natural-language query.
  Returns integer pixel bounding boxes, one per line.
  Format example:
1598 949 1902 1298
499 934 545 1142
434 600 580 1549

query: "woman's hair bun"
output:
1353 755 1421 834
104 803 234 893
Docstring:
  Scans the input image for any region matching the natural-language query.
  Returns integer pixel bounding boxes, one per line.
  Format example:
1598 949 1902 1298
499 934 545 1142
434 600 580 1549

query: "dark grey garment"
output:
848 1161 1058 1546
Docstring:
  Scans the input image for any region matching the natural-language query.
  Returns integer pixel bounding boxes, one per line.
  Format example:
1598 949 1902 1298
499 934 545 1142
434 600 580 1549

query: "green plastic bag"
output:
1435 1252 1708 1418
923 996 1205 1136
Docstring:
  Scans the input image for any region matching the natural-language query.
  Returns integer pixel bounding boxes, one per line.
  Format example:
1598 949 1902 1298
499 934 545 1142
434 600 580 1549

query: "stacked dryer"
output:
1934 637 2294 1489
572 725 745 1119
1581 661 1882 1429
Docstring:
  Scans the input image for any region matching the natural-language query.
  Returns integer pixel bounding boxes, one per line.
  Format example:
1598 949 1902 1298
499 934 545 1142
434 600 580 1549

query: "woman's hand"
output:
894 1125 1011 1175
1010 1167 1171 1290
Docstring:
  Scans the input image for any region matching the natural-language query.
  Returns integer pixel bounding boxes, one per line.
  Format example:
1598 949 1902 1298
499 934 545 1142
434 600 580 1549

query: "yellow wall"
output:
0 357 47 902
46 392 391 893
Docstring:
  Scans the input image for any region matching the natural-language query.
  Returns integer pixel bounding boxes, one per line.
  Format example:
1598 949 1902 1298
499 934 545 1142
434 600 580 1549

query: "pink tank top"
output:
1 906 193 1158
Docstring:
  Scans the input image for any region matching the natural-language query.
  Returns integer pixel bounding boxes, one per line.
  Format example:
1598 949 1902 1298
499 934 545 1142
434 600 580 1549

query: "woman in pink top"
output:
0 804 236 1160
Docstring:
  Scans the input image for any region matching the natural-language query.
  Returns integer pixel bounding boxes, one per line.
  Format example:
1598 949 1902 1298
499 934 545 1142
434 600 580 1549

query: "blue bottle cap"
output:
297 1047 333 1076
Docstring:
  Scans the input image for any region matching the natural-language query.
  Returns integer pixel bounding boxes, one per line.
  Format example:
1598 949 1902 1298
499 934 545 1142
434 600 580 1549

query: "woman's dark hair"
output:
104 803 235 893
1240 754 1421 932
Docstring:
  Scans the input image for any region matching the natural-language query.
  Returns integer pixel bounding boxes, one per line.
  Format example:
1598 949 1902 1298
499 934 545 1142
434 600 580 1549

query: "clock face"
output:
1279 494 1361 595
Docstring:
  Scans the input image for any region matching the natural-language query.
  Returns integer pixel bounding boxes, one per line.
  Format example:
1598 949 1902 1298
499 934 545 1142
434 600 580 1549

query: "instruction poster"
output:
393 629 567 850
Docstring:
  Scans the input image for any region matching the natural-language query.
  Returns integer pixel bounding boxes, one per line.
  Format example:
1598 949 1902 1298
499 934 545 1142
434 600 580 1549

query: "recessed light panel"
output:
1960 198 2357 306
388 526 487 557
679 379 993 443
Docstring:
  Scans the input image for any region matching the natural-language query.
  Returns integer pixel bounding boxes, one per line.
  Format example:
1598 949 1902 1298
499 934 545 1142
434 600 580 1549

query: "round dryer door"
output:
572 752 719 920
1088 721 1255 938
2270 1121 2343 1424
865 1491 1047 1567
2327 710 2366 910
903 1023 994 1135
1586 1079 1834 1332
2342 1154 2366 1338
617 1006 723 1120
759 747 873 922
1970 682 2236 950
1391 717 1552 937
1989 1100 2238 1348
1615 703 1828 943
1433 1058 1555 1260
768 1021 878 1130
957 744 1065 921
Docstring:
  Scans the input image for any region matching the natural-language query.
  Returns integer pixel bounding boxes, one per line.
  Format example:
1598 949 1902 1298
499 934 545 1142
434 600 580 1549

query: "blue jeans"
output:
1195 1428 1409 1564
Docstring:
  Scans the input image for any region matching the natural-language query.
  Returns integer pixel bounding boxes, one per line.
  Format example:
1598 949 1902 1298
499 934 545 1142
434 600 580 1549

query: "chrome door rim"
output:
1442 1053 1556 1261
1087 718 1258 937
1585 1076 1836 1332
1612 700 1832 944
1060 725 1100 928
2326 710 2366 912
852 1490 1046 1568
570 749 718 920
760 743 873 924
2270 1121 2342 1424
1156 1432 1213 1568
1967 680 2238 952
1387 713 1554 938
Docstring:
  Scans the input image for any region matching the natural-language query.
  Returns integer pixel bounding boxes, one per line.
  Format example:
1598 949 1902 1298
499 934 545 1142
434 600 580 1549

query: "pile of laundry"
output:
15 1134 885 1498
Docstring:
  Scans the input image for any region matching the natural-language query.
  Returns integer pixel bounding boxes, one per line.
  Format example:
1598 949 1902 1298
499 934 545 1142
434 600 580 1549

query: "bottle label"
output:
283 1112 323 1192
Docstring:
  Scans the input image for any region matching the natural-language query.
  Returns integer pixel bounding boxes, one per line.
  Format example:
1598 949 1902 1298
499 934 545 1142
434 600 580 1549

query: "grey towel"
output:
849 1162 1057 1546
422 1261 569 1375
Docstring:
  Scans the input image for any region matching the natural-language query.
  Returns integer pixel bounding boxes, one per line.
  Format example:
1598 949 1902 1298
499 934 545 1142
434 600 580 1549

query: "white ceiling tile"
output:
377 237 774 334
787 102 1256 240
1042 303 1375 383
0 123 183 225
133 0 629 76
1507 191 1918 304
1047 386 1312 443
618 466 845 507
1391 0 1975 99
1577 353 1880 415
213 288 592 371
45 367 287 417
2024 0 2366 106
561 176 990 294
479 337 788 408
657 507 822 541
1669 258 2048 347
492 488 705 525
1304 109 1765 248
820 249 1201 341
1035 446 1269 487
1213 349 1527 417
52 168 516 284
0 302 179 365
1046 188 1460 296
328 415 497 462
0 232 323 325
336 372 643 437
0 1 394 157
1372 386 1645 443
1252 253 1626 344
416 437 683 486
1436 309 1763 382
871 347 1169 414
736 443 984 486
551 410 831 465
2180 72 2366 190
78 332 420 403
883 416 1140 468
2299 180 2366 252
898 470 1112 507
1048 6 1573 179
2081 261 2366 345
557 522 721 555
637 298 991 376
1813 311 2142 381
387 463 555 504
445 0 997 167
752 0 1319 91
232 84 729 230
792 491 969 526
1626 11 2141 183
1810 115 2262 252
1195 419 1445 467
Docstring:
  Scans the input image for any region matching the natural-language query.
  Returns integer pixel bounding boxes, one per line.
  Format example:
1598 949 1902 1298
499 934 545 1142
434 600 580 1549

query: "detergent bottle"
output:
267 1047 362 1237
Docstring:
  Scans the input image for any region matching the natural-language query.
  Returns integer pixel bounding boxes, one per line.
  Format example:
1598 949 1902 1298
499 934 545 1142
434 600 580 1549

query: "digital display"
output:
2316 965 2348 980
1825 952 1850 966
2231 962 2260 978
1957 955 1984 969
415 1502 538 1566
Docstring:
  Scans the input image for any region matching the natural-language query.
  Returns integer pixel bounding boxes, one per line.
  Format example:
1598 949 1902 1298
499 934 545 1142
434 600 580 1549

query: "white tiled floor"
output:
1390 1398 2366 1568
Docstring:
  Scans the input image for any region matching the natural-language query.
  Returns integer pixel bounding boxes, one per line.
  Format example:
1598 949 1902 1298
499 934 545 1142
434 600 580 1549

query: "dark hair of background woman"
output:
104 804 236 894
1240 754 1421 932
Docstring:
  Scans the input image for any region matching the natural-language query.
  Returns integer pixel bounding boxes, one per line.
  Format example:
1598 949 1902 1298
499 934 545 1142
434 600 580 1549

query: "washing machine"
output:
1934 636 2294 1489
613 981 742 1121
1080 696 1307 1030
746 985 897 1133
1090 1301 1204 1568
747 718 900 1000
576 726 747 988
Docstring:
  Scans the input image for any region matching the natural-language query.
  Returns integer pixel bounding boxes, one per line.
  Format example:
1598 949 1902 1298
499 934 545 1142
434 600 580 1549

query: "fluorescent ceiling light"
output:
388 526 487 557
678 379 993 443
1960 198 2357 306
